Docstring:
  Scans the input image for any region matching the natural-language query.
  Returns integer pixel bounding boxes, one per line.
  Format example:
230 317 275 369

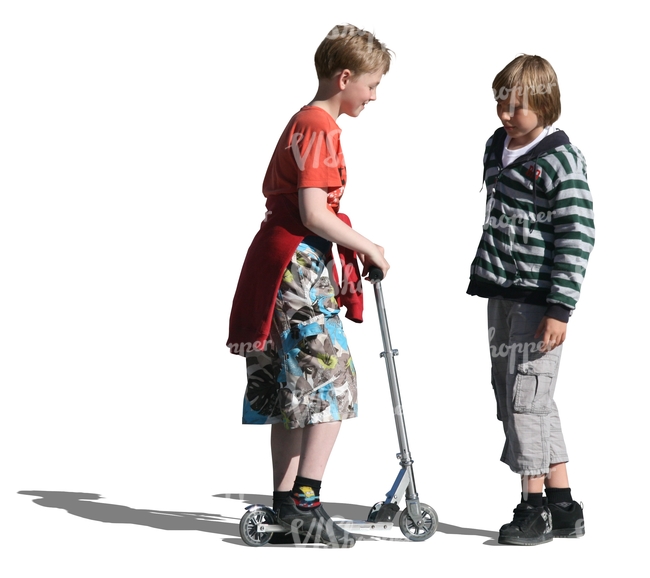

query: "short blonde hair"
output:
492 55 561 126
314 24 392 80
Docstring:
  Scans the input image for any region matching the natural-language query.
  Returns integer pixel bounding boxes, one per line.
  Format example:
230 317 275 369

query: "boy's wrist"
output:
544 303 571 323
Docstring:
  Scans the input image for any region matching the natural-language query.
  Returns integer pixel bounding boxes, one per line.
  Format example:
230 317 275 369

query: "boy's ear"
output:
338 69 354 90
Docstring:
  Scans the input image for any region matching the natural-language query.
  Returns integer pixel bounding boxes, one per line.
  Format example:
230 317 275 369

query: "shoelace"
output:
511 503 540 524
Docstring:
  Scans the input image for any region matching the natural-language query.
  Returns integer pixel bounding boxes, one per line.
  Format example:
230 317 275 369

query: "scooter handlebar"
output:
368 266 384 282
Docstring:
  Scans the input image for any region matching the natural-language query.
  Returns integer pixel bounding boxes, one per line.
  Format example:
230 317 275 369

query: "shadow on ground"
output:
18 490 499 546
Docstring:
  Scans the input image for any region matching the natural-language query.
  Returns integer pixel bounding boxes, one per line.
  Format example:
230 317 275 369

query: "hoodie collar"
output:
492 126 571 167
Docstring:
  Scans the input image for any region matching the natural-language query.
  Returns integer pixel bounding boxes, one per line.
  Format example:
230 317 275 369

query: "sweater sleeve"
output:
545 145 595 311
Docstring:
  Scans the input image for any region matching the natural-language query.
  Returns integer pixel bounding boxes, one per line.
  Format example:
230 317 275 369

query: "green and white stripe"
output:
470 130 595 310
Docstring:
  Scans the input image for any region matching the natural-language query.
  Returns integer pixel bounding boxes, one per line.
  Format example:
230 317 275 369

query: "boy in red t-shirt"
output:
227 24 392 547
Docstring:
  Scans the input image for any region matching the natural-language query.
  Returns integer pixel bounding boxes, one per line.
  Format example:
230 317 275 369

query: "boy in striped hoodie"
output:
467 55 595 546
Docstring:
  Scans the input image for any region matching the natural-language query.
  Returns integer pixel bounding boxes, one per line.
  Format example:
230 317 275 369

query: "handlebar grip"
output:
368 266 384 282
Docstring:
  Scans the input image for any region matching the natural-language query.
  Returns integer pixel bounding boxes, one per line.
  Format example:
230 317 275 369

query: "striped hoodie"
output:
467 127 595 322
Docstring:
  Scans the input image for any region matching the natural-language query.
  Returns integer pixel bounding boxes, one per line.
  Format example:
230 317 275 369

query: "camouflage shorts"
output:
242 242 358 429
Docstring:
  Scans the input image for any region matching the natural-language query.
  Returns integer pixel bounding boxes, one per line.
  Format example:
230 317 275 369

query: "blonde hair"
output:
314 24 392 80
492 55 561 126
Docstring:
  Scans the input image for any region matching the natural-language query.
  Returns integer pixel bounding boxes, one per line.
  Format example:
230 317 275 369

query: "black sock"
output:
546 487 573 508
521 492 543 508
272 490 292 512
291 476 322 510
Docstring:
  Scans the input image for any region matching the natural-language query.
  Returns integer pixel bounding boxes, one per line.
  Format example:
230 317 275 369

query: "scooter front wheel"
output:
239 506 276 546
399 503 438 541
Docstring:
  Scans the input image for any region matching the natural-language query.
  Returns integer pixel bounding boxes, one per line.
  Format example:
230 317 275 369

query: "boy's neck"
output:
308 74 345 119
508 126 545 150
308 99 340 119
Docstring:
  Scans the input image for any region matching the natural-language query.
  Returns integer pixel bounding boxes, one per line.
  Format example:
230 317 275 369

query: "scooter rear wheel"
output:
239 507 276 546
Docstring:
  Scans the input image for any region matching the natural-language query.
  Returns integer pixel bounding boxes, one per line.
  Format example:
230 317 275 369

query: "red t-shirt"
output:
263 106 346 213
227 106 362 355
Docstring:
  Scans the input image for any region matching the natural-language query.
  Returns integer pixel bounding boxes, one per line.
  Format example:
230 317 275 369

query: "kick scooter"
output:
239 267 438 545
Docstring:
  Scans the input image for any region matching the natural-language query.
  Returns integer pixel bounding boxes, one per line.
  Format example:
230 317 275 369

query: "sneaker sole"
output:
498 534 553 546
552 527 585 538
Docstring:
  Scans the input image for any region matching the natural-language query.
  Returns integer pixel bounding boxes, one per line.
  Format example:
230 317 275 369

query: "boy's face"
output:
339 69 384 117
496 89 544 147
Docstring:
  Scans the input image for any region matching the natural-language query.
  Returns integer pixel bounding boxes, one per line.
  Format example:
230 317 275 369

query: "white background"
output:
2 1 646 576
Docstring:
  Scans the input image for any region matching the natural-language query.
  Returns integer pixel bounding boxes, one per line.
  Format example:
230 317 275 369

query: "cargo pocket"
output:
513 357 557 415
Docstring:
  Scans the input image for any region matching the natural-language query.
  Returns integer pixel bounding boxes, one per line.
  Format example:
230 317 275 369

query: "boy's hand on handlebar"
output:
360 245 390 280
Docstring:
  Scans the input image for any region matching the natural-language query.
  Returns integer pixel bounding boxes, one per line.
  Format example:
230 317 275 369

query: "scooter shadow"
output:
17 490 245 542
17 490 498 546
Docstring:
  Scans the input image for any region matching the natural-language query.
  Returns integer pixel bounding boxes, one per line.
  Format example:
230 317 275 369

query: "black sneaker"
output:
549 501 585 538
498 502 553 546
276 498 356 548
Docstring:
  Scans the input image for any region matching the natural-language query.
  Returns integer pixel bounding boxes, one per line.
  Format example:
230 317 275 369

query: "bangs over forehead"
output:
314 24 392 80
492 55 561 126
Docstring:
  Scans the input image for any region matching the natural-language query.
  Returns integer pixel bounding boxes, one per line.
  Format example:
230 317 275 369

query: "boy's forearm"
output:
306 211 377 255
298 187 378 256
